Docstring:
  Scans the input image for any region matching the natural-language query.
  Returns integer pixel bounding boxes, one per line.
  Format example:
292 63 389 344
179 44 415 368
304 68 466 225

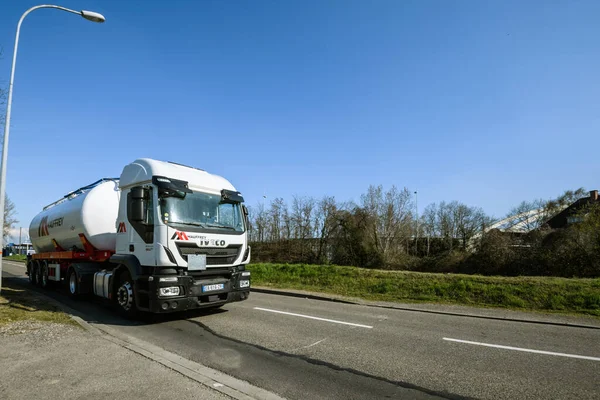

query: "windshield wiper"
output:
205 223 237 230
173 221 206 228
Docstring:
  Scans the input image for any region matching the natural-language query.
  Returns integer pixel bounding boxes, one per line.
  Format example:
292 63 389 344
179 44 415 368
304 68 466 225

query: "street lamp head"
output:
81 10 105 23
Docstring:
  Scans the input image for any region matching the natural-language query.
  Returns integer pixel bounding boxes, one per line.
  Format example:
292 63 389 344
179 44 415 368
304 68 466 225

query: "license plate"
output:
188 254 207 271
239 280 250 288
202 283 224 292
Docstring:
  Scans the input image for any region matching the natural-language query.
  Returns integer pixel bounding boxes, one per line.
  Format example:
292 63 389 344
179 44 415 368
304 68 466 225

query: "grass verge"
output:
0 281 78 327
3 255 27 262
247 263 600 317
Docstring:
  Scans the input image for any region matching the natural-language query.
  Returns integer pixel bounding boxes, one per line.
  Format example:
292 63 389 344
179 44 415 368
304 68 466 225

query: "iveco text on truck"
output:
27 158 251 315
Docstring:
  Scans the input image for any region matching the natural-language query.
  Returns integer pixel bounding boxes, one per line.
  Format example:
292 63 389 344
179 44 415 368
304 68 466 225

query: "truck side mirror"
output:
130 187 148 222
242 205 249 227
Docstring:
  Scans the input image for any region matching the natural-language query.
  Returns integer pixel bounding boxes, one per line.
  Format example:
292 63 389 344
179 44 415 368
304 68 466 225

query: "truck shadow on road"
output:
135 307 228 325
5 277 231 328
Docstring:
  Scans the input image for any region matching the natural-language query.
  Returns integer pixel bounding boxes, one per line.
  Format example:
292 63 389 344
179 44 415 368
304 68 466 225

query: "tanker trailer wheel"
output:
34 261 43 287
116 270 138 318
40 261 50 289
67 268 79 298
27 260 35 285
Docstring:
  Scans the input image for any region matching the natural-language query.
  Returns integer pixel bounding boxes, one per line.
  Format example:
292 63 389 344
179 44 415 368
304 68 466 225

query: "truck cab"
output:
111 158 251 314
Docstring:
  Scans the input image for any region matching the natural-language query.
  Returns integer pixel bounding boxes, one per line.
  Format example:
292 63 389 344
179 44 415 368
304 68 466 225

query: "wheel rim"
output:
42 267 48 287
28 264 34 283
69 273 77 294
117 281 134 310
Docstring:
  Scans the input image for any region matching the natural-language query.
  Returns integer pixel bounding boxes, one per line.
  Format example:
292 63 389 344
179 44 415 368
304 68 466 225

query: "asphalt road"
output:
3 261 599 400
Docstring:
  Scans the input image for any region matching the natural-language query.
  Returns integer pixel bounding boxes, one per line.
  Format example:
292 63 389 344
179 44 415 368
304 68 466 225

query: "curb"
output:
89 323 285 400
7 278 285 400
251 287 600 330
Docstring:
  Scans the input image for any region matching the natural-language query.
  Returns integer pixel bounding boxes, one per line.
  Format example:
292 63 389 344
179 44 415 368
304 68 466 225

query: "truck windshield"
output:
159 190 245 233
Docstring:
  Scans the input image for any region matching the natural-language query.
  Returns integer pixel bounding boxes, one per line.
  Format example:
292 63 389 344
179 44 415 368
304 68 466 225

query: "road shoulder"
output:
252 286 600 329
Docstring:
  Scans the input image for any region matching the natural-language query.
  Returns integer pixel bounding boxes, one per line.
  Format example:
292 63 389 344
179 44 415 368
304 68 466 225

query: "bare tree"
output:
504 199 548 232
268 197 286 242
422 204 439 235
248 203 268 242
437 201 457 250
282 203 291 241
290 196 313 240
289 196 315 259
361 185 413 265
421 203 438 256
3 195 18 241
454 203 488 250
421 201 491 253
313 196 338 263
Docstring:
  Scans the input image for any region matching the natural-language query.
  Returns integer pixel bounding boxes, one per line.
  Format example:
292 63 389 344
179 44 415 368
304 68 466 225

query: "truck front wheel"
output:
116 270 138 318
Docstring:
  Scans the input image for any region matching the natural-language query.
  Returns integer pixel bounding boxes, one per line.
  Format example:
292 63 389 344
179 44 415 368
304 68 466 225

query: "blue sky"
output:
1 0 599 241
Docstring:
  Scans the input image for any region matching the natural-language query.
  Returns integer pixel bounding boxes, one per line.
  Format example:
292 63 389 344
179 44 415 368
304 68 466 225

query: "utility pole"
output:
19 227 22 254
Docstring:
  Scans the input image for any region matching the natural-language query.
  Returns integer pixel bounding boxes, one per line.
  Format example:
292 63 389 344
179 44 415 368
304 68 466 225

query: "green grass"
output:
3 254 27 262
0 283 78 327
247 263 600 317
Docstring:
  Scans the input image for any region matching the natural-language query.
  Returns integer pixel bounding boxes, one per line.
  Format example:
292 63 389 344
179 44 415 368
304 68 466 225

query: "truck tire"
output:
67 268 79 298
34 261 43 287
31 261 39 286
27 260 35 285
115 270 138 318
40 262 50 289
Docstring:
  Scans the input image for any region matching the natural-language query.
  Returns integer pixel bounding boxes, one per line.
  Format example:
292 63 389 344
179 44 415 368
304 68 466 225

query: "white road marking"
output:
292 338 327 352
253 307 373 329
1 260 26 268
443 337 600 362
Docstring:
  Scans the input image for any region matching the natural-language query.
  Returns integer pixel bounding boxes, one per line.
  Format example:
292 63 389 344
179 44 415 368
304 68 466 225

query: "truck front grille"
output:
176 243 241 266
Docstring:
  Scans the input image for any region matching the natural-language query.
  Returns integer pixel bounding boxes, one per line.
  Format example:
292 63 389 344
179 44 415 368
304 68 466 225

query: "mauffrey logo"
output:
171 231 189 240
117 222 127 233
38 216 49 237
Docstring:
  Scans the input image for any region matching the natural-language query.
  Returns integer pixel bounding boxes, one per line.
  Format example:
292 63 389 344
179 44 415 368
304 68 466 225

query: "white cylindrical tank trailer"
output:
29 179 120 253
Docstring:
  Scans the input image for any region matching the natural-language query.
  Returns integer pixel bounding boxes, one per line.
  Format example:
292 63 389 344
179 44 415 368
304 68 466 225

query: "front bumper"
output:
143 269 250 313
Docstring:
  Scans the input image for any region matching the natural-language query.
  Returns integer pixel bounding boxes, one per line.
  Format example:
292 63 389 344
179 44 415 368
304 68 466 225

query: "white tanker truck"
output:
27 158 251 315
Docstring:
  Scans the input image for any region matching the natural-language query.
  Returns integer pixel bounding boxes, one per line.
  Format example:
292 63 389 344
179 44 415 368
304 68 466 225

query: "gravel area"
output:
0 320 79 337
0 320 231 400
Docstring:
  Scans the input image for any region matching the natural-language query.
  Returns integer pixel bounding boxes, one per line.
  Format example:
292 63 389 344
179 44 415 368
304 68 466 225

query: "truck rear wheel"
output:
34 262 43 287
30 261 39 286
116 270 138 318
67 269 79 298
27 260 35 285
40 262 50 289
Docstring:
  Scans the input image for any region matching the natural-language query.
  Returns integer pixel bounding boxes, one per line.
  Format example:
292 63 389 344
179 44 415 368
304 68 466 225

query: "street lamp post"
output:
0 5 105 293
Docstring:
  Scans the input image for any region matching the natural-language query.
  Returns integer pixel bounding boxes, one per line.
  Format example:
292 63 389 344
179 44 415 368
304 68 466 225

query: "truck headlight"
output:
159 287 180 296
